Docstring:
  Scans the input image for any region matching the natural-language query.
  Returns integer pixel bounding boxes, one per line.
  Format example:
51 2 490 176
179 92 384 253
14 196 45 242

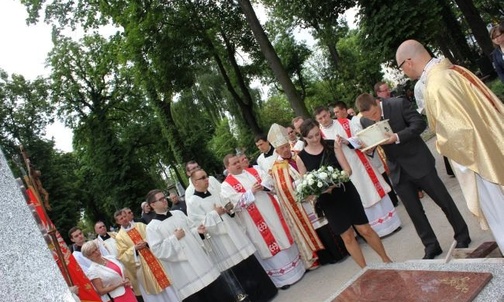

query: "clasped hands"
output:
174 224 207 240
251 182 264 193
214 203 232 216
120 278 132 288
134 241 148 251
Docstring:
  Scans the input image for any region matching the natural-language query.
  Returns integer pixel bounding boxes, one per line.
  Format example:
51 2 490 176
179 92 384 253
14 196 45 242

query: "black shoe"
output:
455 238 471 248
280 285 290 290
423 247 442 259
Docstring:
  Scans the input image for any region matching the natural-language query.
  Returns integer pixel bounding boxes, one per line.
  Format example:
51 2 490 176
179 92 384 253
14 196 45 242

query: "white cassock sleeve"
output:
146 216 188 262
187 195 222 224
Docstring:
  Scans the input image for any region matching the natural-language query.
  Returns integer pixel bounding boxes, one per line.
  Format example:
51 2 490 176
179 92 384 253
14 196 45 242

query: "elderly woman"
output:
491 21 504 82
81 241 137 302
141 201 155 224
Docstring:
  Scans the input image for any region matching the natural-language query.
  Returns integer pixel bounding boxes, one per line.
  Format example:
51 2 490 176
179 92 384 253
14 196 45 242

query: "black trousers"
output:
381 172 399 206
393 167 470 253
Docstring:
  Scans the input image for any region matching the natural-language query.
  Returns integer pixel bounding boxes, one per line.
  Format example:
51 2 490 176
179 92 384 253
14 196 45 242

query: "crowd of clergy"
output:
66 39 504 302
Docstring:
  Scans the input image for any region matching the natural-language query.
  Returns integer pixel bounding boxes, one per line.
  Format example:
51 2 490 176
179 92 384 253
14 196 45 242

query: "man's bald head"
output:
396 40 432 80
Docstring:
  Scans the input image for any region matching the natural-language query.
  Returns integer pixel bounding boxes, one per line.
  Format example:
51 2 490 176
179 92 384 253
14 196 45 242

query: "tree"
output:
436 0 477 67
358 0 443 63
0 70 53 161
262 0 353 68
237 0 310 117
208 118 239 161
453 0 494 56
47 33 157 220
0 69 82 241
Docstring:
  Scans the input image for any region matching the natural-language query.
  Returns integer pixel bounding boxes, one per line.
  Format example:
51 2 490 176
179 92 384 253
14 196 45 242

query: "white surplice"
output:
320 119 401 237
220 169 305 287
96 233 118 258
146 211 221 300
257 152 279 174
187 191 256 271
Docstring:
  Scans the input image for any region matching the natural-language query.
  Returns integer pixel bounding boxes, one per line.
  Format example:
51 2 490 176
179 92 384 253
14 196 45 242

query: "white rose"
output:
341 171 347 177
308 179 315 186
307 174 314 180
317 181 323 188
332 172 339 179
319 172 328 180
327 166 334 172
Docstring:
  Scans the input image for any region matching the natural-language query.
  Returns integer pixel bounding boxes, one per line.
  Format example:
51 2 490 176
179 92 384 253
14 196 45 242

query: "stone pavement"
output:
272 137 496 302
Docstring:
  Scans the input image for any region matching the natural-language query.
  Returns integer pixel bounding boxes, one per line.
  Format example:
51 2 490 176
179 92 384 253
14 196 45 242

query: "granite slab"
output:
0 149 75 301
332 269 492 302
325 263 504 302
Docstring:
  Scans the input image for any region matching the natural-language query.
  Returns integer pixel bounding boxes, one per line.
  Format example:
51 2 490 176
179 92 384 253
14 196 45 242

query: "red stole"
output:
273 161 324 251
126 228 171 288
337 118 386 198
225 168 293 256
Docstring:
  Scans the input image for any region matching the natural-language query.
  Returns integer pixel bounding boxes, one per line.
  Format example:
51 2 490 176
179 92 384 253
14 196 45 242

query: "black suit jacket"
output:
360 97 434 185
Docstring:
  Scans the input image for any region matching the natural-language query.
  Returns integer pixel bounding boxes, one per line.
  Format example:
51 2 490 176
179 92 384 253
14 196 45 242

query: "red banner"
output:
26 186 101 302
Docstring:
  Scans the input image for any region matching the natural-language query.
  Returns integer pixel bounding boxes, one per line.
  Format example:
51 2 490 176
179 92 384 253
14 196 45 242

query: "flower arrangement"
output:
295 166 350 202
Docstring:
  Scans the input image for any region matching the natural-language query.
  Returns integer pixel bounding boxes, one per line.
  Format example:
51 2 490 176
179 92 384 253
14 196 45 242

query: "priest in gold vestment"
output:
396 39 504 253
114 210 180 302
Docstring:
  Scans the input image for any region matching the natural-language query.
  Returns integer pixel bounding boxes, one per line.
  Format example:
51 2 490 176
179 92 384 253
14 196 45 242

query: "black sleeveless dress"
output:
298 140 368 235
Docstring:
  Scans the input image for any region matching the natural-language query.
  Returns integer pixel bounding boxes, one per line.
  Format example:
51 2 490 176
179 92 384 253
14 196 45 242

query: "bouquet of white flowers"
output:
295 166 350 202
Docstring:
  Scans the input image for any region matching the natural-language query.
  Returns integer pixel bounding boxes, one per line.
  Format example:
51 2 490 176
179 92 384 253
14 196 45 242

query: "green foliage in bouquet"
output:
295 166 350 202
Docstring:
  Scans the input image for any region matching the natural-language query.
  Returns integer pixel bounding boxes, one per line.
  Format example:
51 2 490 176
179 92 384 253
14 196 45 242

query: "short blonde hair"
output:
81 241 98 258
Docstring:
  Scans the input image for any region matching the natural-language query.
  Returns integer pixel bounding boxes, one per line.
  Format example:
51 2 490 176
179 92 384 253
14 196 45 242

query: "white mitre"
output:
267 123 289 148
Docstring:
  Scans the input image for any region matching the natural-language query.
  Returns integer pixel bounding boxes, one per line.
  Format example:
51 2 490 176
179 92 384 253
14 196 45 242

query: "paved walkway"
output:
272 137 496 302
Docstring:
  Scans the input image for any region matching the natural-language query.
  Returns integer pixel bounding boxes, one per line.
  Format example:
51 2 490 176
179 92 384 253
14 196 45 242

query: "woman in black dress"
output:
296 119 392 268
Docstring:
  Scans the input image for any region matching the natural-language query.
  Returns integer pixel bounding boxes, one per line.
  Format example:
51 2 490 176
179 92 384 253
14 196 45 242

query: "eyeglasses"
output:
398 58 410 69
153 196 167 203
195 175 208 181
187 165 200 172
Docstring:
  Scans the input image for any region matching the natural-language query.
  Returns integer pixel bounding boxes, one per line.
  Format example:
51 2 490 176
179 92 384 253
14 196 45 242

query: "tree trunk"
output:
327 43 340 68
202 34 263 135
237 0 309 117
213 51 263 135
133 53 191 166
453 0 494 57
188 4 263 133
435 35 456 63
220 29 254 106
437 0 476 67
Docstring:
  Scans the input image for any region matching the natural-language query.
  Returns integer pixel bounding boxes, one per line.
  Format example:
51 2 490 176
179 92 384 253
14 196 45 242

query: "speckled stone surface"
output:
0 149 75 301
325 262 504 302
332 269 492 302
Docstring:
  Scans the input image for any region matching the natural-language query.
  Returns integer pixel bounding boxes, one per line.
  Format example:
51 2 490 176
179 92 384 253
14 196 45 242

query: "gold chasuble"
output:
424 58 504 186
116 223 171 295
271 158 324 268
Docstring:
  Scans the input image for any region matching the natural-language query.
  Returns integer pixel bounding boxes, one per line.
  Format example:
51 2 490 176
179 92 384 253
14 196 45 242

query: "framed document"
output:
356 119 393 152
